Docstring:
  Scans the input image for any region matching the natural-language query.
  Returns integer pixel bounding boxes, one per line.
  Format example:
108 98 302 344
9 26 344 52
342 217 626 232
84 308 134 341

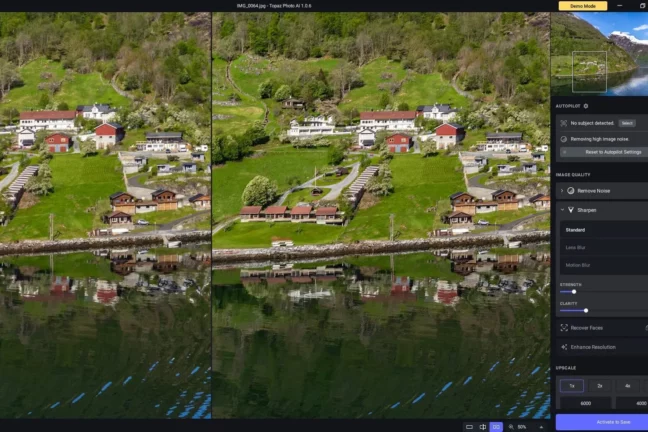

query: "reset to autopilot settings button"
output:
556 414 648 430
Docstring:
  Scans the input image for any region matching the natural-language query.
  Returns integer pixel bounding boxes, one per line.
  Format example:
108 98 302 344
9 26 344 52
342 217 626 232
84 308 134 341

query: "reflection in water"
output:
213 247 550 419
551 68 648 96
0 245 211 418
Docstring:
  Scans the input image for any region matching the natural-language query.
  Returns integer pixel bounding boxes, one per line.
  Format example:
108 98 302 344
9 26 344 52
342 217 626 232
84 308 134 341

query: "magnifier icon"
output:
508 426 514 431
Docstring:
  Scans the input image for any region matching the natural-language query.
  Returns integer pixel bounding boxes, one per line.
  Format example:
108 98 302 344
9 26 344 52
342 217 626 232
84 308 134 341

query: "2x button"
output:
588 379 611 392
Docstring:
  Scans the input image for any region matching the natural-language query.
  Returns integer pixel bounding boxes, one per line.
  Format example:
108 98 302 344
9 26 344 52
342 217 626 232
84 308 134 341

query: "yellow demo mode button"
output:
559 1 608 10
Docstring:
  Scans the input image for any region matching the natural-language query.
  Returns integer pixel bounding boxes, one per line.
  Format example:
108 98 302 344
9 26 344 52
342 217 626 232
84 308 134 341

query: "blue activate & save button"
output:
557 414 648 430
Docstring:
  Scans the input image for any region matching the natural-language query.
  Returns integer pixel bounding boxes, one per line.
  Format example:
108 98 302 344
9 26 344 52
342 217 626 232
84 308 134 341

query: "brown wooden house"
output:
110 192 137 213
151 189 178 211
447 211 473 225
106 211 132 225
282 98 305 109
492 189 519 211
291 206 313 221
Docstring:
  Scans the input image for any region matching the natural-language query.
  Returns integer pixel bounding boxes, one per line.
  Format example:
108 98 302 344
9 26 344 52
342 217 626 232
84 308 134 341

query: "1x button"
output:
560 379 585 393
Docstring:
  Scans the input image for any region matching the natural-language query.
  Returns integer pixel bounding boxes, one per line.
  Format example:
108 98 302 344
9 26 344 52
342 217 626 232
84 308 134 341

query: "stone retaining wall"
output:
212 230 550 264
0 230 211 256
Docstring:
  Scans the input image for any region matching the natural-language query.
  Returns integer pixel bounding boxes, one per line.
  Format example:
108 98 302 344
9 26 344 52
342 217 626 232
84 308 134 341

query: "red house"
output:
45 133 71 153
434 123 466 149
95 122 125 149
386 133 412 153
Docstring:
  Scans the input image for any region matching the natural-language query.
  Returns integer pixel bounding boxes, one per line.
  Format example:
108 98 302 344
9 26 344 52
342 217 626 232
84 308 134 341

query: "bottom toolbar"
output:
462 421 549 432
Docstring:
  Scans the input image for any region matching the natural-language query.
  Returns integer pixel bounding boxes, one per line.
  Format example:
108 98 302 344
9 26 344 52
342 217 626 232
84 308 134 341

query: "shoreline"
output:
212 230 550 265
552 66 639 79
0 230 211 256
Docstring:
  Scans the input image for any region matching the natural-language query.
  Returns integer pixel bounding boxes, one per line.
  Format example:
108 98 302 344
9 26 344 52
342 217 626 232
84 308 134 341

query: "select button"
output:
619 119 636 127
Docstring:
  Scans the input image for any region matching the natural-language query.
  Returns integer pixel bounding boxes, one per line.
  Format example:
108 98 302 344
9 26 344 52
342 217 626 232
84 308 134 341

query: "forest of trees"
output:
0 13 210 141
213 12 549 109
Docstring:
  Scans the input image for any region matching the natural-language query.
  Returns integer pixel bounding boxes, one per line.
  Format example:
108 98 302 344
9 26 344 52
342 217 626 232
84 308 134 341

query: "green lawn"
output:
340 154 465 241
395 72 469 109
213 221 343 249
283 187 331 208
316 173 347 186
0 154 123 241
1 57 130 114
338 57 407 112
133 207 196 226
477 207 538 225
212 147 329 222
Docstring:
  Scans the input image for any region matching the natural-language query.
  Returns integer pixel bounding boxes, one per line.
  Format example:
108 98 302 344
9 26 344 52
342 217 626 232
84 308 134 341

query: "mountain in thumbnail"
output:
608 31 648 65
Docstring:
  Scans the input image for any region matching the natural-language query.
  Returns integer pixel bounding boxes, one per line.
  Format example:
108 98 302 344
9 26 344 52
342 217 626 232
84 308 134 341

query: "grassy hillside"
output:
0 154 123 241
212 57 266 136
1 58 130 114
551 12 636 76
212 147 329 222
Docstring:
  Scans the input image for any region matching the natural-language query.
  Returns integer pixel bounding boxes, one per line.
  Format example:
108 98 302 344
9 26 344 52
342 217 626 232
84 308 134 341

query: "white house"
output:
136 132 184 151
17 128 35 148
416 104 457 122
76 104 117 122
287 116 349 138
357 128 375 148
20 110 76 131
359 111 417 131
476 132 525 152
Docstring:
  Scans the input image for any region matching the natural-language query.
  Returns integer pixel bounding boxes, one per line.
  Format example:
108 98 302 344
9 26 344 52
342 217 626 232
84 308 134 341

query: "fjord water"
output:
0 245 211 419
552 68 648 96
213 249 550 419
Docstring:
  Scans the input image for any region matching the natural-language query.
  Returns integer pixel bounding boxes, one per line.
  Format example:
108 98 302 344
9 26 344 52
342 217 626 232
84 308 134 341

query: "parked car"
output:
137 250 149 255
137 219 150 225
477 220 490 226
519 147 527 152
505 149 511 154
165 149 171 154
478 250 489 254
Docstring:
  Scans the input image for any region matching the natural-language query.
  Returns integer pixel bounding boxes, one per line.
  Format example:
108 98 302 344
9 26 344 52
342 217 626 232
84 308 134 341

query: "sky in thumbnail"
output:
575 12 648 42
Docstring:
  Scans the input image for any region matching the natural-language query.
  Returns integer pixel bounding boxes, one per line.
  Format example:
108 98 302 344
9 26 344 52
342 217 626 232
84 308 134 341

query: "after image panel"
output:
212 12 551 419
0 12 212 418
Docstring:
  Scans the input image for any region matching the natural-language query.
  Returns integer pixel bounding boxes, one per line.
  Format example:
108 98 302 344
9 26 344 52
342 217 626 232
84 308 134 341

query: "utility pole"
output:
389 213 395 241
49 213 54 241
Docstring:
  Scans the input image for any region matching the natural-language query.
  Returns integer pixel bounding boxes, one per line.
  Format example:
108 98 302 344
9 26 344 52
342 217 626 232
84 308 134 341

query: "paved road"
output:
158 210 210 231
126 172 157 198
275 162 360 205
0 162 20 191
321 162 360 201
212 215 240 235
467 173 488 188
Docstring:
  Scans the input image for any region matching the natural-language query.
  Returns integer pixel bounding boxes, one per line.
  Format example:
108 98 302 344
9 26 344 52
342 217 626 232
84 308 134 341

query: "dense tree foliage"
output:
241 175 278 207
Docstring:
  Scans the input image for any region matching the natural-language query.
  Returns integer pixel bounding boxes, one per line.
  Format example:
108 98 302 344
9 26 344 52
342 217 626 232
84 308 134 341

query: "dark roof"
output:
450 191 472 200
146 132 183 139
152 189 176 197
191 152 204 157
76 104 115 113
189 193 209 202
449 211 472 218
417 104 456 113
108 211 131 218
492 189 515 197
486 132 523 139
22 140 34 145
182 162 196 167
523 162 536 167
532 152 544 157
529 194 549 202
109 191 133 199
